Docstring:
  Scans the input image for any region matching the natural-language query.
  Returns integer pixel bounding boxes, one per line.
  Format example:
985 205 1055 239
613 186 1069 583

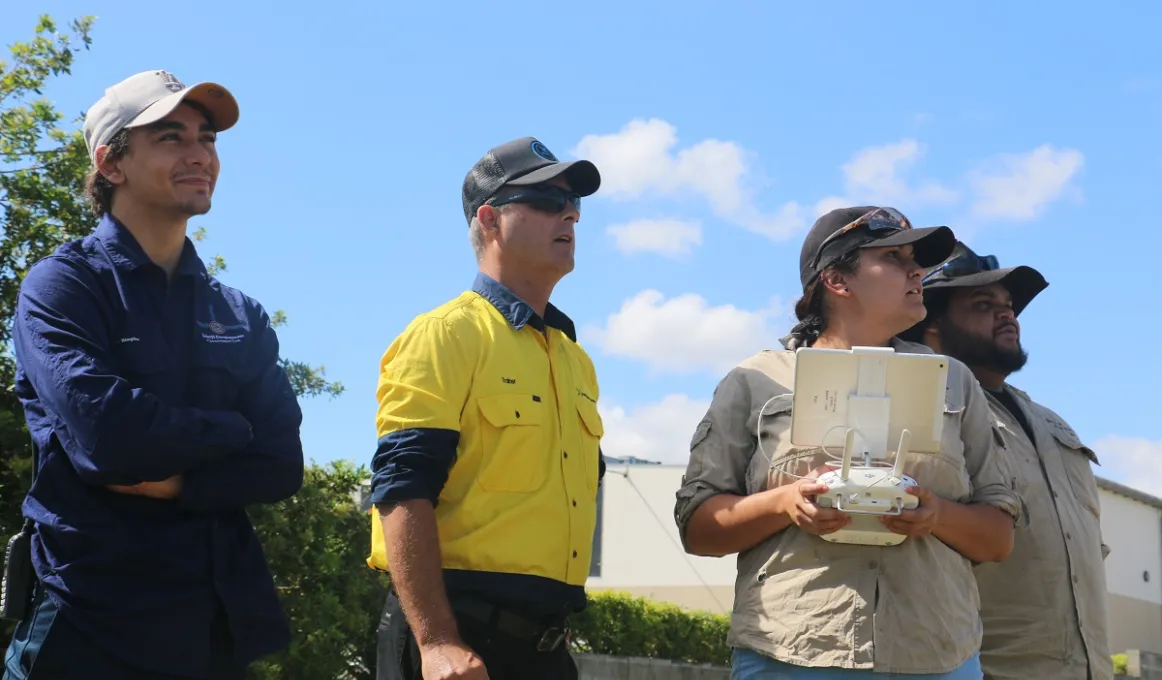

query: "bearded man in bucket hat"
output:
2 70 304 679
900 241 1113 680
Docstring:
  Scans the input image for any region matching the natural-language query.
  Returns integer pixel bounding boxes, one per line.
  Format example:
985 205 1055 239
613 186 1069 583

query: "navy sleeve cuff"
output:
369 428 459 507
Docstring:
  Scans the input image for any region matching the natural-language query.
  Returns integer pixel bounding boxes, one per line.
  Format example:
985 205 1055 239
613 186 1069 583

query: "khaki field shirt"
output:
674 338 1021 674
973 385 1112 680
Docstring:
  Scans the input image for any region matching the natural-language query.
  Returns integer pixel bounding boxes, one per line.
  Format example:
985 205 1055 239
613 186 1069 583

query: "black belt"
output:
449 596 569 652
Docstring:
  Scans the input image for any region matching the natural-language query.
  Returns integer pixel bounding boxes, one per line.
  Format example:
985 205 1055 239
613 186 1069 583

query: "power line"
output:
604 464 729 614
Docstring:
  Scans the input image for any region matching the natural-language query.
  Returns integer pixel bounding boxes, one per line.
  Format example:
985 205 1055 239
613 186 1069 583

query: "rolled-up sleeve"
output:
958 368 1022 523
674 369 756 548
369 316 473 507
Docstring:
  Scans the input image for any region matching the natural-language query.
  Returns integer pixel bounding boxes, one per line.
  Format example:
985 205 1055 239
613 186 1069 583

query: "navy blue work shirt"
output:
11 215 305 678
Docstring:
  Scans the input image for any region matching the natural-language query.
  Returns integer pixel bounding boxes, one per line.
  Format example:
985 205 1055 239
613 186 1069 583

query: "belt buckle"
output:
535 626 566 652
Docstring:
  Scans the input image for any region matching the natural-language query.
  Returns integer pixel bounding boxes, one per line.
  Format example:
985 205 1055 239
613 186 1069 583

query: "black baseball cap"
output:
461 136 601 224
799 206 956 290
920 241 1048 316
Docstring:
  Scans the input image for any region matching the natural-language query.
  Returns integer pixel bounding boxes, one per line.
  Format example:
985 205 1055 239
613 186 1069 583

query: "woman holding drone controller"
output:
673 206 1019 680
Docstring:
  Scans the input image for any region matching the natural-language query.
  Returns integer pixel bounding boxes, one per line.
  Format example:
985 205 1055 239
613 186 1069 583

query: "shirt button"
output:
1073 574 1079 583
572 499 577 507
563 451 568 459
572 550 578 558
1066 532 1072 540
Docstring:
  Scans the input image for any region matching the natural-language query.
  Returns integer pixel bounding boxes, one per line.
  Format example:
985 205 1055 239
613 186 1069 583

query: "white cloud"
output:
813 139 959 218
598 394 710 465
968 144 1084 221
606 218 702 258
573 118 806 241
1091 435 1162 498
582 290 786 374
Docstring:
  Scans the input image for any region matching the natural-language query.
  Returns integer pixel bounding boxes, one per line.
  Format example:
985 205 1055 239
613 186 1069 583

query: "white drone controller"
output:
785 345 948 547
814 428 919 546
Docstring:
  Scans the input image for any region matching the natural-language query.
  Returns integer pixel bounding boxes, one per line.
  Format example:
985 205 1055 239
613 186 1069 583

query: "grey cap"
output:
82 70 240 163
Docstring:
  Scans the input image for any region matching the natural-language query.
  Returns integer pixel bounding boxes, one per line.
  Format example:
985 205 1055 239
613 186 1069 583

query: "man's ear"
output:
819 268 851 298
478 205 500 231
94 145 126 186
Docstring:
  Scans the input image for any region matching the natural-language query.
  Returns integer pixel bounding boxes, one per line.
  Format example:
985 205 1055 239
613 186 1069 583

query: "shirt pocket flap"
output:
759 393 795 417
943 386 966 414
477 393 546 428
1047 423 1098 463
576 398 604 438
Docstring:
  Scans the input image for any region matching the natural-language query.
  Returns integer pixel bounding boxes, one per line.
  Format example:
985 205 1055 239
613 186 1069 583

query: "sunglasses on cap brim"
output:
922 252 1000 284
810 207 912 270
487 185 581 214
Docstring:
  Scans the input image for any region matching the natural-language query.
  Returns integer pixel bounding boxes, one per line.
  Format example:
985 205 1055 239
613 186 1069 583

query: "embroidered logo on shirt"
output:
196 303 246 344
119 337 140 343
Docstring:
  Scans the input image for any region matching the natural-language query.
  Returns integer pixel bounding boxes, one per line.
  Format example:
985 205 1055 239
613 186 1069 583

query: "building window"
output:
590 483 604 577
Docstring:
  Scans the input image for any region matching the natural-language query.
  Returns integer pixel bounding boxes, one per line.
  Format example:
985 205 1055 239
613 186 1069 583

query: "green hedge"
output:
570 591 731 666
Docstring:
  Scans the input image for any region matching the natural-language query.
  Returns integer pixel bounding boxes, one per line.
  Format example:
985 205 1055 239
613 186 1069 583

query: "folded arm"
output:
13 257 252 487
179 303 305 511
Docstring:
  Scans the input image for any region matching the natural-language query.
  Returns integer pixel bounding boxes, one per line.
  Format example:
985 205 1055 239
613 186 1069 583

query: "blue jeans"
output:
730 648 983 680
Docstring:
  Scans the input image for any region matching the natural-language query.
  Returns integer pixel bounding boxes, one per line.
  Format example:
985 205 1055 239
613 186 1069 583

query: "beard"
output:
935 316 1029 375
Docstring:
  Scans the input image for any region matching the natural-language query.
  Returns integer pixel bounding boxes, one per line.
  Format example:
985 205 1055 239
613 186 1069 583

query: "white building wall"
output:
1099 489 1162 605
585 464 736 611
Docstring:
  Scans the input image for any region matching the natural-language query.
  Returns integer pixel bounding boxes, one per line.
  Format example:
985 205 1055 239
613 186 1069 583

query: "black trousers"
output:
3 583 244 680
376 591 578 680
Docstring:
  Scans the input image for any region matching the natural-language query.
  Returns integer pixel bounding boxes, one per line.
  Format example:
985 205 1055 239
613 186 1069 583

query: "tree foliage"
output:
246 462 387 680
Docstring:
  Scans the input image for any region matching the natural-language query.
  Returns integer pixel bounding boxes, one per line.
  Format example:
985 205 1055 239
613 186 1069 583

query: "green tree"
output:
1 16 379 676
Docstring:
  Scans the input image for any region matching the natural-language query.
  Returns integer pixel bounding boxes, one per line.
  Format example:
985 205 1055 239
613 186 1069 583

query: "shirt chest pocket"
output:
1049 425 1101 519
754 393 809 493
111 330 174 397
476 394 549 494
575 398 604 494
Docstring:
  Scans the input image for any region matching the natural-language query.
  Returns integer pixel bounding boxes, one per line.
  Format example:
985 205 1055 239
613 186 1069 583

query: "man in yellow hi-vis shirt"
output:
369 136 605 680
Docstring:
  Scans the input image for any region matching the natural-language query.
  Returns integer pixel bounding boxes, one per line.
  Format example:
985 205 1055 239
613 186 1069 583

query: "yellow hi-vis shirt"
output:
366 273 605 614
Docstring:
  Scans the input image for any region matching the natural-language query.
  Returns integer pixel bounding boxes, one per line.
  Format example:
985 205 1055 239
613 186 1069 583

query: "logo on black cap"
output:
530 140 558 162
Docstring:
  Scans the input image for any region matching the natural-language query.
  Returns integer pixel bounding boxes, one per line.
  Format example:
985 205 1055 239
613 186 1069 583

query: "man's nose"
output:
185 142 211 167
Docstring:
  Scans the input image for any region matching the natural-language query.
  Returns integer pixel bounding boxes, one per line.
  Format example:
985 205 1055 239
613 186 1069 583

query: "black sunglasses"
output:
923 252 1000 284
488 185 581 214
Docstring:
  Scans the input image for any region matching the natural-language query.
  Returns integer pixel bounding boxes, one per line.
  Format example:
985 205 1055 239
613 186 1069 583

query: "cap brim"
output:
862 225 956 268
924 265 1049 316
125 82 240 133
506 159 601 196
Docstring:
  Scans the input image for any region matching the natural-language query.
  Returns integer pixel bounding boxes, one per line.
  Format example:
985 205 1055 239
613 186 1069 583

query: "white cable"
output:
754 394 895 483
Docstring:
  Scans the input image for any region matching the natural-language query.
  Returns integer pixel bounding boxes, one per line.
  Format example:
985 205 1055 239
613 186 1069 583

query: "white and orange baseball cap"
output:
82 69 239 162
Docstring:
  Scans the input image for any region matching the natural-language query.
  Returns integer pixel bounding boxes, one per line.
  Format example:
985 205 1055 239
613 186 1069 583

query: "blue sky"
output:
5 1 1161 495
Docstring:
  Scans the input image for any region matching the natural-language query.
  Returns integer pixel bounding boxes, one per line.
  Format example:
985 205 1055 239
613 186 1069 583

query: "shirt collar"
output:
779 334 929 353
472 272 577 342
95 213 205 279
